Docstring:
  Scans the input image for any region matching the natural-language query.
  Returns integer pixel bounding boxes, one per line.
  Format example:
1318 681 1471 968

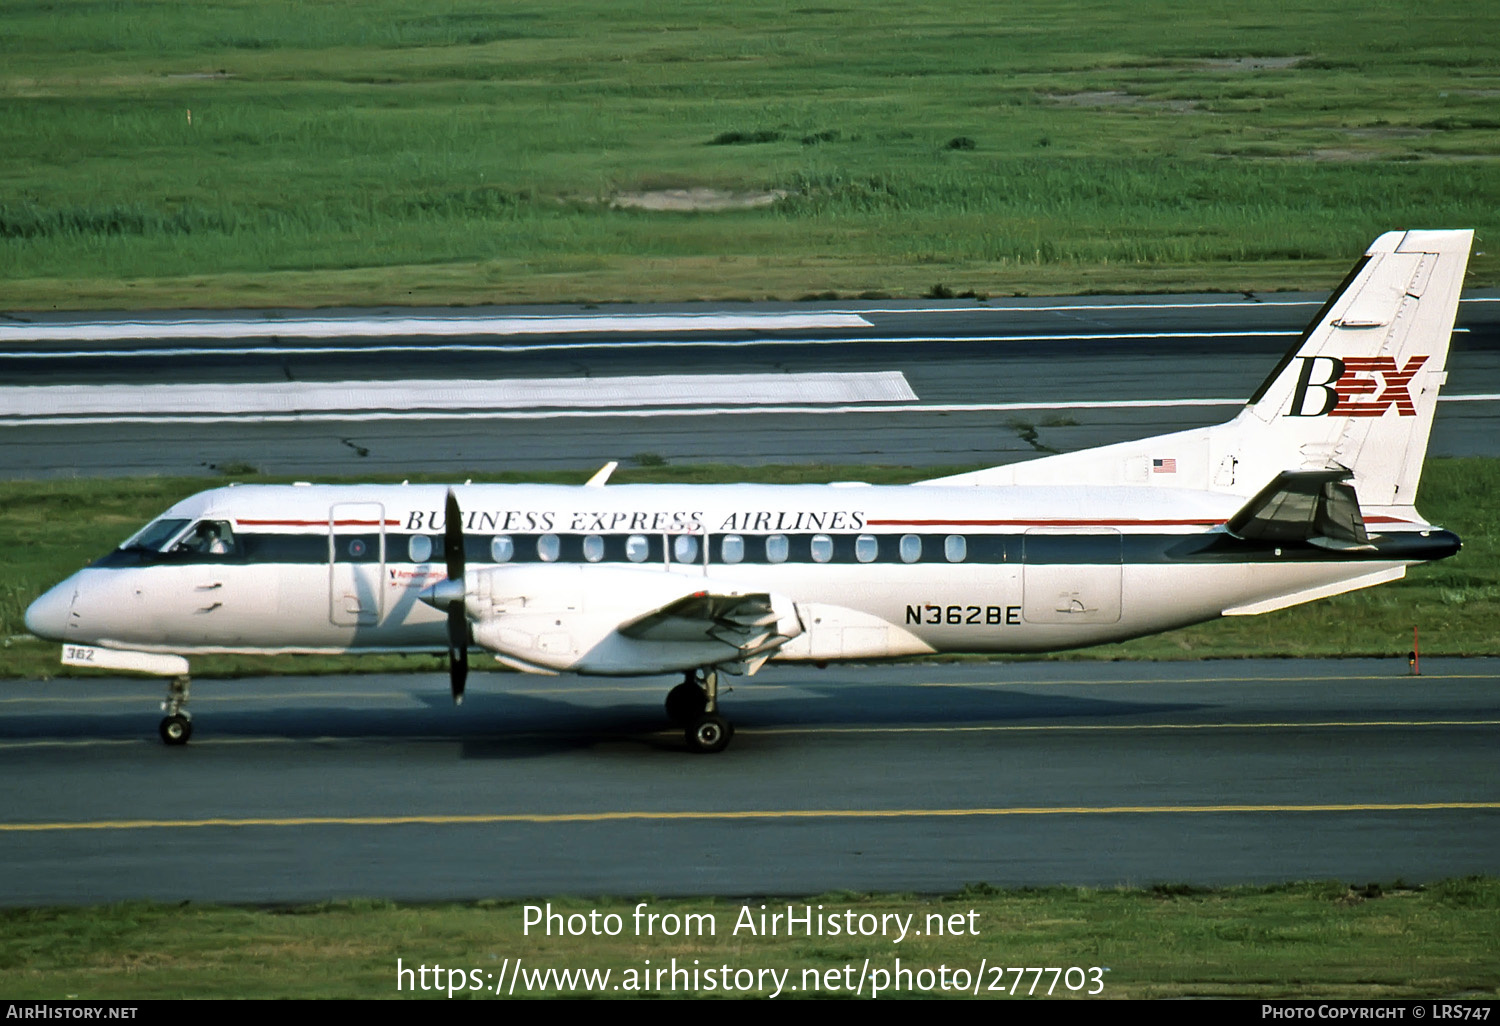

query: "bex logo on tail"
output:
1288 355 1429 417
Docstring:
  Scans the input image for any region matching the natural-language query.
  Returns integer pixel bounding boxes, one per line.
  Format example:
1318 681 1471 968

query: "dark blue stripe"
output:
88 528 1459 569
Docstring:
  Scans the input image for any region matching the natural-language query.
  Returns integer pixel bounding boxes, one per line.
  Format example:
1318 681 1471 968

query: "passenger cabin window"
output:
673 535 699 564
766 534 789 564
720 534 744 564
855 534 878 563
810 534 833 563
583 534 605 563
944 534 967 563
626 534 649 563
537 533 560 562
491 535 514 563
900 534 922 563
408 535 433 563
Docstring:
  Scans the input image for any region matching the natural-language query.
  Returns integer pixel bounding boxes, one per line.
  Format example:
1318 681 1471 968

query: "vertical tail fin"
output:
1240 229 1471 509
917 230 1471 506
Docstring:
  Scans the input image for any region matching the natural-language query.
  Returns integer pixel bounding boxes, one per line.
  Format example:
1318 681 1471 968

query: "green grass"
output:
3 458 1496 679
2 881 1496 998
1 0 1497 308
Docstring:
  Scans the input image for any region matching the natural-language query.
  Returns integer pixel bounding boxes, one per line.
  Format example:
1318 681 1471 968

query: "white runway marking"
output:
0 371 916 420
2 387 1492 427
14 292 1496 346
826 300 1324 314
0 397 1238 425
0 330 1299 361
0 312 871 344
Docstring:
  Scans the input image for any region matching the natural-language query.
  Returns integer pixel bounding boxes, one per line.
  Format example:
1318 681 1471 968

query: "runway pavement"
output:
1 659 1495 905
1 293 1496 477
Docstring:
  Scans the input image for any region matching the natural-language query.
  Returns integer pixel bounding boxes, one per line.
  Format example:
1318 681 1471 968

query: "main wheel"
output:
665 682 709 725
159 714 192 746
685 713 733 754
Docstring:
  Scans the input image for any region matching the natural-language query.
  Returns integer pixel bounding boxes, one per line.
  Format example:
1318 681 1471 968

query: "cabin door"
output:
1021 529 1123 625
328 503 387 627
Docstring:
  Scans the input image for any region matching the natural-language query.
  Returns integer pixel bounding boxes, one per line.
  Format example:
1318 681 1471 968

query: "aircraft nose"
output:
24 582 75 642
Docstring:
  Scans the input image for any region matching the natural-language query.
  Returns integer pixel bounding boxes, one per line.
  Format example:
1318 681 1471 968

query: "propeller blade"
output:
448 603 469 705
444 488 468 705
445 488 465 583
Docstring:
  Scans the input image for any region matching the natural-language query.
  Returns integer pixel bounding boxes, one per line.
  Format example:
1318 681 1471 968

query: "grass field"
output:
2 0 1497 308
2 881 1496 998
3 457 1496 678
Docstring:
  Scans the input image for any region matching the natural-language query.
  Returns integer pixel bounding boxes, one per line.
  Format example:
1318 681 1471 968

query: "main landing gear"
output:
159 675 192 746
667 668 733 754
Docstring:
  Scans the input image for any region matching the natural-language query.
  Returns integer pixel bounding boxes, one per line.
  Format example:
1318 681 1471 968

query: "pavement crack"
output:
339 438 370 458
1005 417 1056 453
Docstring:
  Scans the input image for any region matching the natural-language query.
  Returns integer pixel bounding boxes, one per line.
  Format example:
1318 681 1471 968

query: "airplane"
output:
24 229 1471 753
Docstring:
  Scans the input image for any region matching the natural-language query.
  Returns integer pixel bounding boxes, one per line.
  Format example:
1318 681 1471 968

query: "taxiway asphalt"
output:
1 659 1495 905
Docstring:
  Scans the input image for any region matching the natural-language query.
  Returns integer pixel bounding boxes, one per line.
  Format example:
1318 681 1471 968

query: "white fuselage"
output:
29 481 1447 675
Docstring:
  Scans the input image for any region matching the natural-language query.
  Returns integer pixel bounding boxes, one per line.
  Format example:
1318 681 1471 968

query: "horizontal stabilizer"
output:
1223 566 1405 616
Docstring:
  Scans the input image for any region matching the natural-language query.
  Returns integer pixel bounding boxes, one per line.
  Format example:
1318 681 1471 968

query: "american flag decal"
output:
1152 458 1177 474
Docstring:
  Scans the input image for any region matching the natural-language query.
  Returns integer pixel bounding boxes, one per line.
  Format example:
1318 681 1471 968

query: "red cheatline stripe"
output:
866 518 1224 527
236 519 401 527
235 517 1420 530
872 516 1418 528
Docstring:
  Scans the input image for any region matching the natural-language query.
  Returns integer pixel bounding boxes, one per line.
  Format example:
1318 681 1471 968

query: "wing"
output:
619 591 797 670
464 564 803 675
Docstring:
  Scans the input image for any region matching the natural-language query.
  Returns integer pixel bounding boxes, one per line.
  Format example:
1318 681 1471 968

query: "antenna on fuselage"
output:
585 461 619 487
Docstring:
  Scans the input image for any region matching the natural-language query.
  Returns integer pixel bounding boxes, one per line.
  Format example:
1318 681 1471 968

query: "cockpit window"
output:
173 520 237 556
121 518 191 552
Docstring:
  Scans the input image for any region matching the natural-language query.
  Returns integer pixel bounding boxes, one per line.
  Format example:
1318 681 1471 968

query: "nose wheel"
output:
159 713 192 745
672 669 734 753
158 675 192 746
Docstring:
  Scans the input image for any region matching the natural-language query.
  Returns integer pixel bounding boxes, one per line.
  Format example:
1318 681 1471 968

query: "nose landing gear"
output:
159 675 192 746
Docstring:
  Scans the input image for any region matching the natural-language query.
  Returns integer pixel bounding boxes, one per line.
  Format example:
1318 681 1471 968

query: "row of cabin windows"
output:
402 532 969 565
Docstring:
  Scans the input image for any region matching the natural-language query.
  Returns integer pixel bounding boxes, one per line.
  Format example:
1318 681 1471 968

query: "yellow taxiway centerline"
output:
3 802 1496 833
757 719 1500 734
912 673 1495 688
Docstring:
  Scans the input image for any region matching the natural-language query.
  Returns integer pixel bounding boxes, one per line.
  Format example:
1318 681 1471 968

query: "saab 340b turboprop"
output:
25 230 1470 752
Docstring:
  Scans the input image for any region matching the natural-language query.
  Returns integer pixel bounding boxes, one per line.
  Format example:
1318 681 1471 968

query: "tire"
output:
159 714 192 746
665 682 708 725
685 713 733 754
